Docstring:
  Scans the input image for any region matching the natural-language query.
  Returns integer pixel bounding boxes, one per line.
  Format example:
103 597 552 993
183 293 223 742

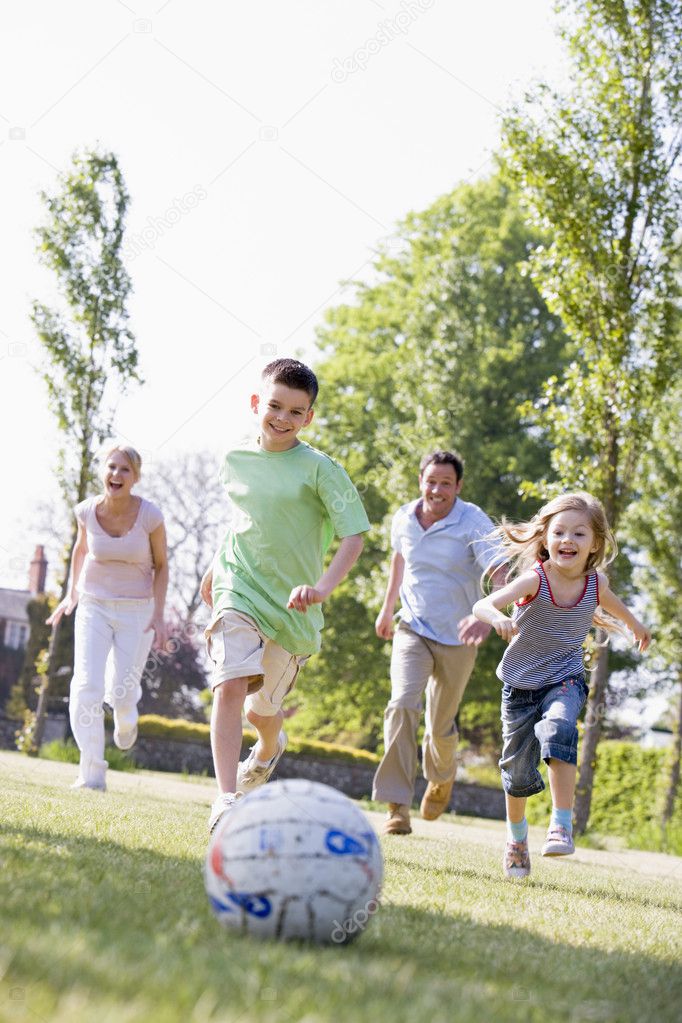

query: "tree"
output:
27 149 141 751
142 450 226 619
298 173 572 748
503 0 682 830
626 384 682 834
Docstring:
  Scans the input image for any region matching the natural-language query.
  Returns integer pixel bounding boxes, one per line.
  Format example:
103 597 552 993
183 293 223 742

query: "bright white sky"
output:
0 0 564 590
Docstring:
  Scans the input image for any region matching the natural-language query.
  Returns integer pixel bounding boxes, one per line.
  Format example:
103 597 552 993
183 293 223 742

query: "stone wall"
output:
132 733 505 820
0 714 505 820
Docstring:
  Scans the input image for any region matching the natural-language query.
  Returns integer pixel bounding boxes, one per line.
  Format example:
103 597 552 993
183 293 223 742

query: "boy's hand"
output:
287 585 324 613
632 620 651 652
200 569 213 608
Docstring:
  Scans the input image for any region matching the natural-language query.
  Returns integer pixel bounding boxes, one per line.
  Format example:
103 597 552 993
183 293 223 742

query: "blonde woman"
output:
48 445 168 790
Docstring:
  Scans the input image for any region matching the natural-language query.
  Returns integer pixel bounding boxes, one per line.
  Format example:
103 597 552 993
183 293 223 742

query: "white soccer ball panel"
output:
205 779 383 944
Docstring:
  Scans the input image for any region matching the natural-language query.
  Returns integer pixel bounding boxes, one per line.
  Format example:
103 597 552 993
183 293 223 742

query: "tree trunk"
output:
573 633 609 833
662 681 682 826
31 528 77 750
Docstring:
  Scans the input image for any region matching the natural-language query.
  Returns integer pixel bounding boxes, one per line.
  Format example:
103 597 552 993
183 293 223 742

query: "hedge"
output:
525 740 682 855
137 715 381 767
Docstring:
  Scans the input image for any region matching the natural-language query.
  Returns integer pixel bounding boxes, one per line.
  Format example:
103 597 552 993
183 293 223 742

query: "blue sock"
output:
507 817 528 842
551 807 573 833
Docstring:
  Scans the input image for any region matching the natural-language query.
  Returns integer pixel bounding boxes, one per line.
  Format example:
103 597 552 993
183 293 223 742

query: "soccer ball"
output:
205 778 383 944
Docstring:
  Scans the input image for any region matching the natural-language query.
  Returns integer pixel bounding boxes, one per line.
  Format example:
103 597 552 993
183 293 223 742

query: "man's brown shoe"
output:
420 781 454 820
384 803 412 835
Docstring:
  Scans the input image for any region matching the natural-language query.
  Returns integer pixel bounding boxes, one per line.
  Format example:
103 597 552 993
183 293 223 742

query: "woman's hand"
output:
46 595 78 628
145 614 168 650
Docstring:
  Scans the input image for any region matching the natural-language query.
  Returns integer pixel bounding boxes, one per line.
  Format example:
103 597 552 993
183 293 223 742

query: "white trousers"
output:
70 596 153 785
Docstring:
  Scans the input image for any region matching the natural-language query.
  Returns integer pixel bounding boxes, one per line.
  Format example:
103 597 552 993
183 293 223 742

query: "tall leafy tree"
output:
297 173 572 748
503 0 682 830
626 385 682 835
27 149 141 750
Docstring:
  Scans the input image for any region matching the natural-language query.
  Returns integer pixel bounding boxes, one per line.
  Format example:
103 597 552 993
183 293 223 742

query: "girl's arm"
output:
597 574 652 651
375 551 405 640
46 520 88 627
146 522 169 649
288 533 365 612
472 570 540 643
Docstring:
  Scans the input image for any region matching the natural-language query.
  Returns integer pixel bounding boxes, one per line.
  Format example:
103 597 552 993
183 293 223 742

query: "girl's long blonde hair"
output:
491 492 624 638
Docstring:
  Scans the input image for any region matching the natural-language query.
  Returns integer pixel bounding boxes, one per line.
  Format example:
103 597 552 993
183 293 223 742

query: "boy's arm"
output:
287 533 365 613
597 574 652 651
472 570 539 643
200 551 220 608
375 551 405 640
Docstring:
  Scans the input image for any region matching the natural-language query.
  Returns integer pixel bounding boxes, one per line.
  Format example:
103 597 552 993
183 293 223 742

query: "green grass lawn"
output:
1 752 681 1023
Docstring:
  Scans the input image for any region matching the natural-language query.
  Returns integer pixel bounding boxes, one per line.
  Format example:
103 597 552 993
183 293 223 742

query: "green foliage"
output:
137 714 381 766
458 699 502 752
32 148 140 507
40 738 136 772
525 740 682 854
503 0 682 520
295 172 572 746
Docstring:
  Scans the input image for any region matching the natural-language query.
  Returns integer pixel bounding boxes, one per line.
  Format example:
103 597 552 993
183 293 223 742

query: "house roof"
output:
0 589 31 623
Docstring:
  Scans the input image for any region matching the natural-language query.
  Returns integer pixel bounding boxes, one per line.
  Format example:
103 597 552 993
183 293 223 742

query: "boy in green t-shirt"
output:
201 358 370 831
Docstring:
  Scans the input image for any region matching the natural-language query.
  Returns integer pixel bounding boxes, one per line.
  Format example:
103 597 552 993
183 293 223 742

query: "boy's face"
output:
251 381 314 451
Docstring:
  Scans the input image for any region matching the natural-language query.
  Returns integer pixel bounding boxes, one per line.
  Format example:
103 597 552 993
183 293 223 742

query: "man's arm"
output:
375 551 405 640
287 533 365 613
458 562 509 646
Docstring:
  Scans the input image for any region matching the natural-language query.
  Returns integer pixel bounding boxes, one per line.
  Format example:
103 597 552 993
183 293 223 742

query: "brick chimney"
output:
29 545 48 595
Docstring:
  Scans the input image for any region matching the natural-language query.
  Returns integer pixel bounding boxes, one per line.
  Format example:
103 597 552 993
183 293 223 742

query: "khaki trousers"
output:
372 622 477 806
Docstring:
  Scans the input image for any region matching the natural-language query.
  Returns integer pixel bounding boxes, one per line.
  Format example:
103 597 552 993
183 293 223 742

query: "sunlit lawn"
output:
1 751 681 1023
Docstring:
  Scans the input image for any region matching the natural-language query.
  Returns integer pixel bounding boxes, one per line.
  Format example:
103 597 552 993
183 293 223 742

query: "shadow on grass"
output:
1 821 681 1023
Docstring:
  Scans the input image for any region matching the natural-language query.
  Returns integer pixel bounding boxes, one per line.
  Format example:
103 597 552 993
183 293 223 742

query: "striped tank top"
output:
497 562 599 690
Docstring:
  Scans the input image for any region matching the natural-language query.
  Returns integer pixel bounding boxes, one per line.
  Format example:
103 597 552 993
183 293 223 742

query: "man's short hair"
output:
262 358 319 405
419 450 464 483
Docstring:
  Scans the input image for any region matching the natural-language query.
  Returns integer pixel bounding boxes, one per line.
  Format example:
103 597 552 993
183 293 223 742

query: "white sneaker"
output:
208 791 242 834
237 730 288 794
113 722 138 751
71 777 107 792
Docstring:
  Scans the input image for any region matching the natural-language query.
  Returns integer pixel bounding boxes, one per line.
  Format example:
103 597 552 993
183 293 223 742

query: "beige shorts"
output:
205 609 307 717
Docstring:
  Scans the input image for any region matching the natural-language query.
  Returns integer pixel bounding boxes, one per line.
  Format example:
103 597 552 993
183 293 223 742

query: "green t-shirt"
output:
212 440 370 655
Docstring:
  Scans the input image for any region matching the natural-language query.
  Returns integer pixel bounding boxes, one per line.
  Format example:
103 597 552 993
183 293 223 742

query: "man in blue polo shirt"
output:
372 450 506 834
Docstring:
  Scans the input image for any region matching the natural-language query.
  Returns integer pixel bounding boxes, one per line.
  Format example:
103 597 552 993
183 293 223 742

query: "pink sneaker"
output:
503 838 531 878
541 825 575 856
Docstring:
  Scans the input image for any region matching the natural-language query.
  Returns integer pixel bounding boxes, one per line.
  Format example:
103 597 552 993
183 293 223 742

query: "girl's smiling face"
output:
545 509 598 573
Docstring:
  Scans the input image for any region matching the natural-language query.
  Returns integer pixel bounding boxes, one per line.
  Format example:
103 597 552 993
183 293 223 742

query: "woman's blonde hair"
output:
100 444 142 483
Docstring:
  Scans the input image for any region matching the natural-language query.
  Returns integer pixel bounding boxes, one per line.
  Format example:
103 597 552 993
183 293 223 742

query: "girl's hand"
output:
632 620 651 652
46 595 78 628
287 585 324 613
145 615 168 650
492 612 517 643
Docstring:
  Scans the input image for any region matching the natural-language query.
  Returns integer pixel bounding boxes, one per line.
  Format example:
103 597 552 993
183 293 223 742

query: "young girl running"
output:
473 492 650 878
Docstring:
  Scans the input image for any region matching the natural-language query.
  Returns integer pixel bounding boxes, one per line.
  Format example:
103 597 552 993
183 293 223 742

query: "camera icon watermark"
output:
8 341 28 357
9 126 25 141
260 342 277 357
134 19 152 34
258 126 279 143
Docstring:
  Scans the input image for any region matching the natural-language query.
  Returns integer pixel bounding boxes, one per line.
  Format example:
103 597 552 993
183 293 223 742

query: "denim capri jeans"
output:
499 675 589 798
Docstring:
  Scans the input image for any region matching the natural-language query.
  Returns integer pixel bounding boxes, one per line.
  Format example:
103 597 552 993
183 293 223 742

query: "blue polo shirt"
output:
391 497 502 646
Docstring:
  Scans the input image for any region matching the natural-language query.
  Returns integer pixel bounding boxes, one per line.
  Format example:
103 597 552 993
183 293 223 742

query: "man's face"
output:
251 381 314 451
418 462 462 520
